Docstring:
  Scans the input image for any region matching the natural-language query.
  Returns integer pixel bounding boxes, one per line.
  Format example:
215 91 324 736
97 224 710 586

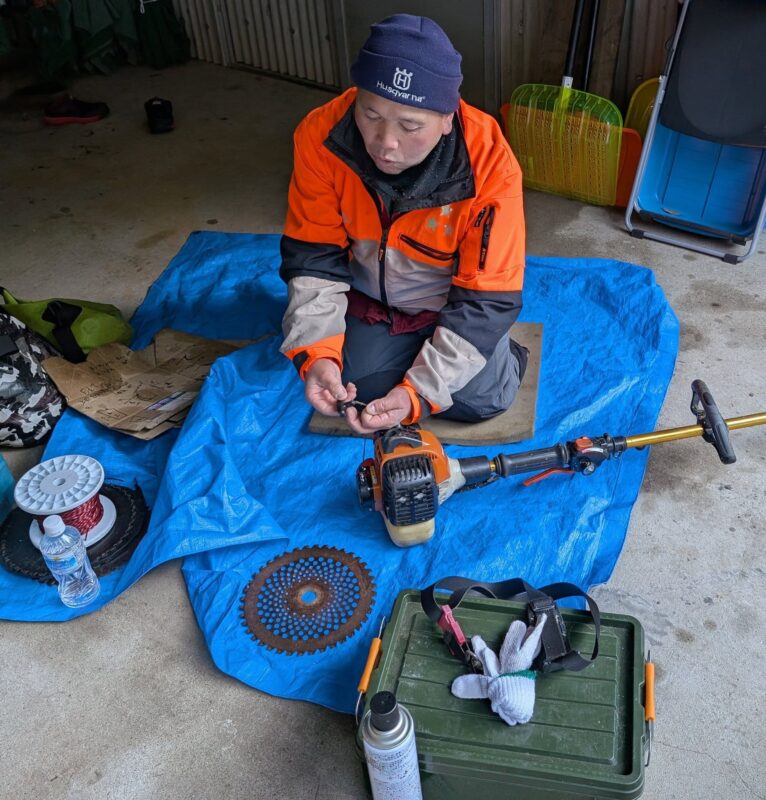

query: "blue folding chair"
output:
625 0 766 264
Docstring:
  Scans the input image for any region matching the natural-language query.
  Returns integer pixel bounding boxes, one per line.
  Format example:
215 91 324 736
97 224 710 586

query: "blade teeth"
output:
240 544 375 655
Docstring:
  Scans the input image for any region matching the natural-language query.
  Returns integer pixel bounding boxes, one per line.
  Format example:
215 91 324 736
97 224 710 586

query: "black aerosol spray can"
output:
361 691 423 800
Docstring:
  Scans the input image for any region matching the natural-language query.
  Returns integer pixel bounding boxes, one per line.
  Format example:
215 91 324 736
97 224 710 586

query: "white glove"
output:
451 613 547 726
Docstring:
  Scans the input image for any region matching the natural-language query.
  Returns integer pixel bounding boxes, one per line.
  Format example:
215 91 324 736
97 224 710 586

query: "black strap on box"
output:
420 576 601 674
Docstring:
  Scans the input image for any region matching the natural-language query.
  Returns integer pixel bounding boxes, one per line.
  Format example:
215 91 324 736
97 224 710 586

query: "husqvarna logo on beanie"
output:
393 67 413 90
350 14 462 112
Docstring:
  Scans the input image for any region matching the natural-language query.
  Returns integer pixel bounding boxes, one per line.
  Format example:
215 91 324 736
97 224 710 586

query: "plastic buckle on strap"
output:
528 595 571 672
437 605 482 673
527 595 557 623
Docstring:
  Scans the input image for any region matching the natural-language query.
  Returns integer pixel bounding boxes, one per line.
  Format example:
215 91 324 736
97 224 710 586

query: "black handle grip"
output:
494 444 570 477
563 0 588 80
691 380 736 465
582 0 600 92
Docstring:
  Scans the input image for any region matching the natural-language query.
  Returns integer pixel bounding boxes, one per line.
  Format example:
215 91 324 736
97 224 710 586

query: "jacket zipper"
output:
377 204 393 306
399 234 456 262
478 206 495 271
362 185 391 306
474 207 487 227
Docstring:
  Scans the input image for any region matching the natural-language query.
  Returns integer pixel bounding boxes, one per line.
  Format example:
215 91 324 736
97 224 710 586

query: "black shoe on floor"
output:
145 96 174 134
43 95 110 126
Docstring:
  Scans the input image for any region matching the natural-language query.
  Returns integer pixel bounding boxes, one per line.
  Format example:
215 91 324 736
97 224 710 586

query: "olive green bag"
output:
0 287 133 363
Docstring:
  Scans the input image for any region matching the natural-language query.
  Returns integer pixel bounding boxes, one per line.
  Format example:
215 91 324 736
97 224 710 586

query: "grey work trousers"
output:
340 313 526 422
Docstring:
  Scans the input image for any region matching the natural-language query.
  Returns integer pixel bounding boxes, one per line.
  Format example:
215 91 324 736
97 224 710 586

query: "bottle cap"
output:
370 691 400 732
42 515 66 535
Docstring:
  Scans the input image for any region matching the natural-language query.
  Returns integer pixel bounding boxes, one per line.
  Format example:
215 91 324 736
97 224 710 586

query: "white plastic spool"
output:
14 455 116 550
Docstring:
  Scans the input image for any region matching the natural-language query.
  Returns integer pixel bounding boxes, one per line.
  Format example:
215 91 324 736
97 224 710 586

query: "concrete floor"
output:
1 61 765 800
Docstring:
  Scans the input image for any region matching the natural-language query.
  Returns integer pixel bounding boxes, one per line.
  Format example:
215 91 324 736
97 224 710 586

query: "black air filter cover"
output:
382 455 438 526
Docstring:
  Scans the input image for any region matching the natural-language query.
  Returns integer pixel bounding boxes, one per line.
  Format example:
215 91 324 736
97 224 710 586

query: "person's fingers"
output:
363 411 392 428
365 386 410 419
306 383 343 416
332 383 348 401
344 407 371 434
345 404 387 433
362 405 406 428
364 398 388 416
343 387 411 431
365 399 402 419
307 360 347 401
313 398 340 416
317 373 347 401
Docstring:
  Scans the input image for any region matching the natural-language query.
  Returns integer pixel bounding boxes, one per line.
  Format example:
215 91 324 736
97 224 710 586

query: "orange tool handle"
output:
357 636 383 694
645 660 655 721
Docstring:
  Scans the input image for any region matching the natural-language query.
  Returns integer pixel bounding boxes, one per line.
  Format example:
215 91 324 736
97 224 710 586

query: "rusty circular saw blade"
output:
241 545 375 655
0 484 150 584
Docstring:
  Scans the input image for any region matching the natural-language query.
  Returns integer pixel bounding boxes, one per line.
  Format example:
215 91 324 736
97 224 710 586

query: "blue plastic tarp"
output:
0 232 678 714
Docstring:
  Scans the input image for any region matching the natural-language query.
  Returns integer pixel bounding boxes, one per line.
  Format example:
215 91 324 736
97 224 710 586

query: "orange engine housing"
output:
357 425 451 522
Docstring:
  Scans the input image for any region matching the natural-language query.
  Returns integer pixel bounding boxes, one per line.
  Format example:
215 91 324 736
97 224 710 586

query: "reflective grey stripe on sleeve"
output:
404 325 487 411
280 276 350 355
348 239 381 301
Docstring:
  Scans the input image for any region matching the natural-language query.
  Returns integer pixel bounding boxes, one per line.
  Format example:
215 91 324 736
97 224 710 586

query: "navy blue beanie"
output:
350 14 462 114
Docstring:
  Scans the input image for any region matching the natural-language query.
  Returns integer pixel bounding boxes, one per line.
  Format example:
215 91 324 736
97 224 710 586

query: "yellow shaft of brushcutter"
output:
625 412 766 449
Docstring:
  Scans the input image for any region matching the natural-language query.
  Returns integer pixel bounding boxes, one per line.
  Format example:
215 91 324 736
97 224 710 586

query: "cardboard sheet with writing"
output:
43 329 244 440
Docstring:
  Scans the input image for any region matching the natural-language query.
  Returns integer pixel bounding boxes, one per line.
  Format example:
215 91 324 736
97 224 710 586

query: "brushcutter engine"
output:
356 425 457 547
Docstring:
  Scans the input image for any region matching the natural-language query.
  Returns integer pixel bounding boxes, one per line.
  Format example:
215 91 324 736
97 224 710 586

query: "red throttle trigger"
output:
522 467 574 487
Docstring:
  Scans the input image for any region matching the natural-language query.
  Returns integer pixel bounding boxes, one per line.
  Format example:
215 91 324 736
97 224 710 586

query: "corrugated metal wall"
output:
172 0 229 65
173 0 340 88
174 0 679 114
224 0 339 87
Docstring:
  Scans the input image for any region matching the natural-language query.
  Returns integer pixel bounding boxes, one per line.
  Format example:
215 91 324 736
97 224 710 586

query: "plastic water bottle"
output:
40 515 100 608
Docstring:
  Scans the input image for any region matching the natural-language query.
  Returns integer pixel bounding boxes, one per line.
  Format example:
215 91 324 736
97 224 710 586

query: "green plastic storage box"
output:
356 590 649 799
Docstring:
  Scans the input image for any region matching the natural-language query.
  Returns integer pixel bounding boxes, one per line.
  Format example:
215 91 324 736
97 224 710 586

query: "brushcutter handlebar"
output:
691 380 736 464
491 435 627 481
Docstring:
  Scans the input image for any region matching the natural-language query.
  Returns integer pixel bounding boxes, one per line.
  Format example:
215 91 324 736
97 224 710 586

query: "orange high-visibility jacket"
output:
280 87 525 420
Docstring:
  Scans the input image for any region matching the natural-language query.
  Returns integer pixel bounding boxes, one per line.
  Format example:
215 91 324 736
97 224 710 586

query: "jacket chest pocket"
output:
398 234 458 268
456 205 496 280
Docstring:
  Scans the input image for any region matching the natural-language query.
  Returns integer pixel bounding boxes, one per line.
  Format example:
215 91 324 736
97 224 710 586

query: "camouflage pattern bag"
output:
0 311 64 448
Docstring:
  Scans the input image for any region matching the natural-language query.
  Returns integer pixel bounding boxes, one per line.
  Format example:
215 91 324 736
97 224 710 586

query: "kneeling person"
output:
279 14 527 433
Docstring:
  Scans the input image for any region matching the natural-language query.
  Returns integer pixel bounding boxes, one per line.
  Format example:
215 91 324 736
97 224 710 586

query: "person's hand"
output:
304 359 356 416
346 385 413 433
